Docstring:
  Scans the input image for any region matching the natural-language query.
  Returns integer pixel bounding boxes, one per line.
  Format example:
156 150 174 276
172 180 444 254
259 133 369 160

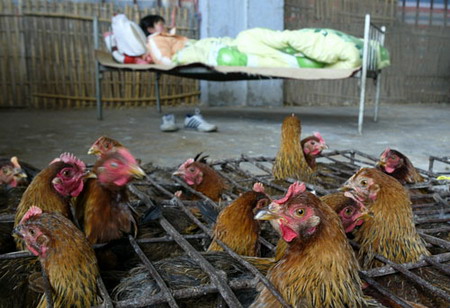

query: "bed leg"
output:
155 73 161 113
93 16 103 120
358 77 367 135
358 14 371 135
373 74 381 122
95 65 103 120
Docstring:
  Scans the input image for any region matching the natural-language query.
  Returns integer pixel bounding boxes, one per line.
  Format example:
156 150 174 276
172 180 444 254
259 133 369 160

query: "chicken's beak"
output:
254 208 280 221
87 146 99 156
356 207 374 223
52 177 62 185
84 170 97 179
376 160 385 168
130 165 146 179
338 185 351 192
12 225 24 238
172 170 184 177
13 169 27 179
321 143 329 150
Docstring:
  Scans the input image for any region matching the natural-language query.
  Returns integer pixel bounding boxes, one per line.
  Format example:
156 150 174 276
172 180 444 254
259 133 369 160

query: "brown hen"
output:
0 154 87 307
207 182 270 256
301 131 328 170
251 182 370 307
173 153 227 202
88 135 124 159
14 153 86 250
248 189 371 274
376 148 424 184
343 167 450 307
14 206 100 308
272 114 327 182
75 147 145 244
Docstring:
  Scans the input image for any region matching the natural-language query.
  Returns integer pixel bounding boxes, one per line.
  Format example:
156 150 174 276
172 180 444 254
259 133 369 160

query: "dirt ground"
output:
0 103 449 171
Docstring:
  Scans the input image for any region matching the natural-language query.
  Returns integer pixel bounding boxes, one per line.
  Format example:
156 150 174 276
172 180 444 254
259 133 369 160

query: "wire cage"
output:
0 150 449 307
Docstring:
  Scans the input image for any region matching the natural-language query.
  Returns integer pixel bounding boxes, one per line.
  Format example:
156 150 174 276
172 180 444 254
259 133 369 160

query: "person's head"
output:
139 15 166 36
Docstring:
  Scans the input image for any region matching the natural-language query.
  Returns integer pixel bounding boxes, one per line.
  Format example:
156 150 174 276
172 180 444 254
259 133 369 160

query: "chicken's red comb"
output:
10 156 21 169
380 147 391 159
313 132 325 144
20 206 42 225
179 158 194 170
274 182 306 205
50 153 86 171
252 182 265 193
92 136 105 146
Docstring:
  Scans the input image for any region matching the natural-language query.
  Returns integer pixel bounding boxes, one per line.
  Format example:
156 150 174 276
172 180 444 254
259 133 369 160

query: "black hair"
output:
139 15 166 36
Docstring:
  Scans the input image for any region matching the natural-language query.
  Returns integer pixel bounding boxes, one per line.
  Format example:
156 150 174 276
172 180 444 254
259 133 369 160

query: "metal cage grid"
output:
0 150 449 308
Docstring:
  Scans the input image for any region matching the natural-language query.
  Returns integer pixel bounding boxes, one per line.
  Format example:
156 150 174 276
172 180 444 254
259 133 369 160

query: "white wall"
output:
199 0 284 107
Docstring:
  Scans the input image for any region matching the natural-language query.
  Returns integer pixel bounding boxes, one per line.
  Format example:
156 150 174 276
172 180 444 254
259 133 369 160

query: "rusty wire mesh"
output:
0 150 449 307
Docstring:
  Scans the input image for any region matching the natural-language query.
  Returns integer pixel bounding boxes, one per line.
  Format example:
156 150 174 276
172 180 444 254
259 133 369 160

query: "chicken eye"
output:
360 179 368 186
104 143 110 149
344 207 354 217
259 199 268 208
110 162 119 168
310 141 316 145
29 228 35 236
295 208 305 217
188 167 195 173
2 167 11 175
62 170 70 177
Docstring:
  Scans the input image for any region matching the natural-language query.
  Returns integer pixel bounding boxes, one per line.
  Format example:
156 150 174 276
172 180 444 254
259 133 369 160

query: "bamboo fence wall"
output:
0 0 200 109
284 0 450 106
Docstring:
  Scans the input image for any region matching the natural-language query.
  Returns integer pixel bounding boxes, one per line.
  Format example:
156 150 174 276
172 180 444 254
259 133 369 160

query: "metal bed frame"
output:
93 14 386 134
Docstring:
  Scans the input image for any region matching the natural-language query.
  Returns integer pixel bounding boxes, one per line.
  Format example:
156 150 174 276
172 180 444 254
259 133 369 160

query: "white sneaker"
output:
160 114 178 132
184 109 217 132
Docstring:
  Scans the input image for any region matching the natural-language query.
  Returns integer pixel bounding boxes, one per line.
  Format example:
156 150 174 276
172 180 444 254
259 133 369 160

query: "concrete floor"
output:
0 103 449 170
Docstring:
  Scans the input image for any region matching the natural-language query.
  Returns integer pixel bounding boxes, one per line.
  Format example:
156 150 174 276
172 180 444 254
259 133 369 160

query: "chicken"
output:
250 181 369 307
0 157 28 215
75 147 145 244
272 114 326 182
173 153 227 202
301 132 328 170
13 206 100 308
207 182 270 256
0 153 88 306
14 152 86 250
0 156 28 188
0 157 32 252
342 167 450 307
87 135 124 158
342 167 429 268
0 157 40 253
376 148 424 184
249 189 371 273
320 191 370 234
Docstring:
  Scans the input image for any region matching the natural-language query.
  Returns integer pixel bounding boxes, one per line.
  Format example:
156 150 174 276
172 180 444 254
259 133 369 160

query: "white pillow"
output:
111 14 147 56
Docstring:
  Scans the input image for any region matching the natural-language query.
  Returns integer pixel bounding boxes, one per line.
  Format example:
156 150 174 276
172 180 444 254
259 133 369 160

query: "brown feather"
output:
272 115 314 182
352 168 429 268
22 212 100 308
251 192 368 307
249 191 361 274
301 135 322 170
349 168 450 307
14 162 71 250
191 161 227 202
75 178 137 245
208 191 266 256
376 149 424 184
